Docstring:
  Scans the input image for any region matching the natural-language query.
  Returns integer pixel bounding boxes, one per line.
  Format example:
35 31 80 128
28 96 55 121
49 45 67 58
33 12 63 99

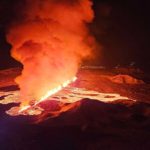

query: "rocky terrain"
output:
0 67 150 150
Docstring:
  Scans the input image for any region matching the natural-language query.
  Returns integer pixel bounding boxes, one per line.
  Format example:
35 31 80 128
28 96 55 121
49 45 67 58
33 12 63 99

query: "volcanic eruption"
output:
0 1 150 149
6 0 96 110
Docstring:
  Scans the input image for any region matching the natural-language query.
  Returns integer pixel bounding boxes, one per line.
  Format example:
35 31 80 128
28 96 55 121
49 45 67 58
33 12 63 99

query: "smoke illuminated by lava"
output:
6 0 96 107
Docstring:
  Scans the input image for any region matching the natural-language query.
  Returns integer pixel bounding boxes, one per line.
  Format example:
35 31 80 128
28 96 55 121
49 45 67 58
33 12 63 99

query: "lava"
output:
0 68 137 117
3 78 133 116
37 77 77 104
19 76 77 113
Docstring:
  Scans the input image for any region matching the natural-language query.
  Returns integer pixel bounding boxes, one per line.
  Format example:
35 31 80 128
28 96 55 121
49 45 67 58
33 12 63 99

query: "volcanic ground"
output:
0 67 150 150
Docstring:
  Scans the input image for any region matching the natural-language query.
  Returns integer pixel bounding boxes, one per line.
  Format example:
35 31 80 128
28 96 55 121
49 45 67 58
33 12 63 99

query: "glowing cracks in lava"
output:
19 76 77 113
18 105 31 113
36 77 77 104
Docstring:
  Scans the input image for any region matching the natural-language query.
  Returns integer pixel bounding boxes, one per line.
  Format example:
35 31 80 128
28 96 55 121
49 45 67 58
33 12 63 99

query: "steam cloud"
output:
7 0 96 106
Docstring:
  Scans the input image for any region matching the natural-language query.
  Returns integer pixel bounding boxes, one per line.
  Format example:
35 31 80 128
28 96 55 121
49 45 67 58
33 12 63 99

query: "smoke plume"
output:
7 0 96 106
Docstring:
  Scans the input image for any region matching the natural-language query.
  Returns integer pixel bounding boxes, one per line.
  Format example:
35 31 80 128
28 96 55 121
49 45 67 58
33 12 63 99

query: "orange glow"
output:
18 105 30 113
1 77 134 116
35 77 77 104
19 76 77 113
6 0 96 108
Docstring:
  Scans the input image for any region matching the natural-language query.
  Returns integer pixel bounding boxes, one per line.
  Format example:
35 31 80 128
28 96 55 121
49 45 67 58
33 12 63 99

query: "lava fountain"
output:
6 0 96 111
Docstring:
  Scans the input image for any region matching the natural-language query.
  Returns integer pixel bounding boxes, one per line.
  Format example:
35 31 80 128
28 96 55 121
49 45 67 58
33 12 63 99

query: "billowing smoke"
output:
7 0 96 106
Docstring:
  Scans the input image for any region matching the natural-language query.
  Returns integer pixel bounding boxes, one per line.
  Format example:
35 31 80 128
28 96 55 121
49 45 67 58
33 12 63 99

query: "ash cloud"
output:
6 0 96 106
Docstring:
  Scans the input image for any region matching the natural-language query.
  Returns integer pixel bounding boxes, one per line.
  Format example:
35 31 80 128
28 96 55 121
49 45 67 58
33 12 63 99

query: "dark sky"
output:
92 0 150 71
0 0 150 71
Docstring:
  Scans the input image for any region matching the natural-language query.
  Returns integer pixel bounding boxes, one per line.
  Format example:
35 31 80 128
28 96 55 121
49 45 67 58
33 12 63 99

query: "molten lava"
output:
19 77 77 113
38 77 77 104
3 74 133 117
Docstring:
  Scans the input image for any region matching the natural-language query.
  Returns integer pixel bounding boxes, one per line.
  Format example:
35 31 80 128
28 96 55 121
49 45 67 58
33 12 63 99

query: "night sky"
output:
0 0 150 71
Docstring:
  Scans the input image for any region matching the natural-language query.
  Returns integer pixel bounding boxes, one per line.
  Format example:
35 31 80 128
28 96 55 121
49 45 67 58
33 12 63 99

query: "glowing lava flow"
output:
36 77 77 105
18 77 77 113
